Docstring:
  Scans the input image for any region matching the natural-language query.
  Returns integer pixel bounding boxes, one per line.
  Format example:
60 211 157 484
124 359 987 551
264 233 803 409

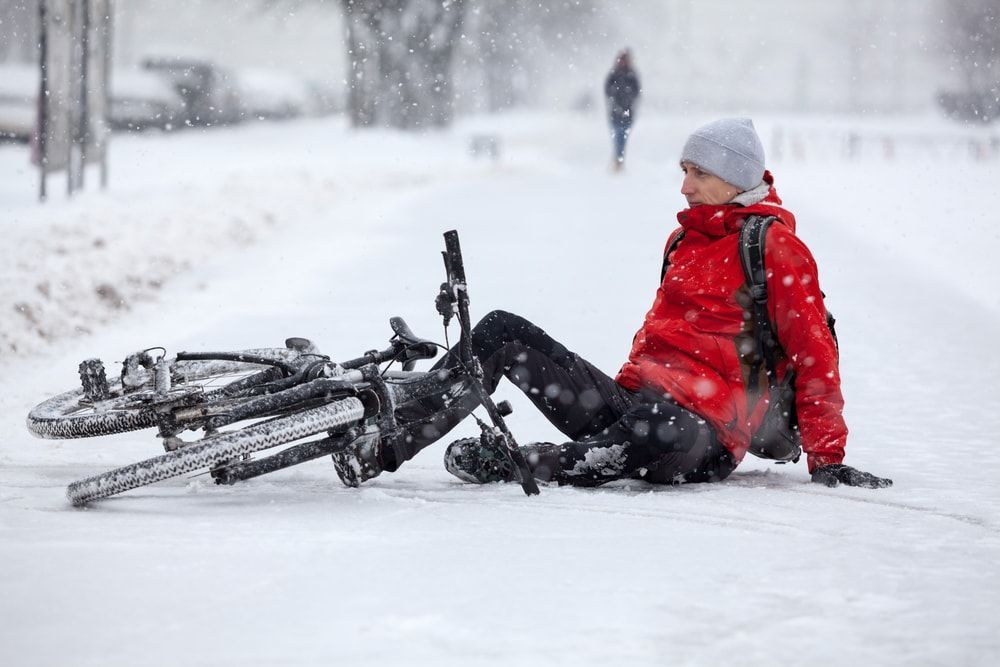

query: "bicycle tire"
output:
67 397 365 506
28 350 301 440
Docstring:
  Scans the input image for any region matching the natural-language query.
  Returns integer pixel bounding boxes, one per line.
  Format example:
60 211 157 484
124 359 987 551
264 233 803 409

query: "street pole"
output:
100 0 112 189
38 0 49 202
77 0 91 191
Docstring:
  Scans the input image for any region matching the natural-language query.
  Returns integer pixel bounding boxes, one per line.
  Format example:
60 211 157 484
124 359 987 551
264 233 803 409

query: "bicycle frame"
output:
208 231 540 495
210 365 443 485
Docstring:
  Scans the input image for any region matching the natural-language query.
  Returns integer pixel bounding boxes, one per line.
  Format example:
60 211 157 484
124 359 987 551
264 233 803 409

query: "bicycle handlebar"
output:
440 230 540 496
443 230 466 283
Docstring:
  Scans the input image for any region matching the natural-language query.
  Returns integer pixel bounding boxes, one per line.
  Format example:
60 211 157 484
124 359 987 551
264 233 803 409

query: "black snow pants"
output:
387 310 735 486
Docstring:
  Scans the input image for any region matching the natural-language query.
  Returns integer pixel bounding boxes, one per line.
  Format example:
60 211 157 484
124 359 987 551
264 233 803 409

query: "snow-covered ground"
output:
1 111 998 666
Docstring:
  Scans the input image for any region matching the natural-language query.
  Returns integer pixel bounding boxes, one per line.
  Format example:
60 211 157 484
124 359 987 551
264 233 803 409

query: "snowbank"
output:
0 118 487 363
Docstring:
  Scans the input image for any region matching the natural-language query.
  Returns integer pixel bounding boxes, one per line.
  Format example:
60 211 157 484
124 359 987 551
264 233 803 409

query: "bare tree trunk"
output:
340 0 465 129
467 0 525 112
342 0 380 126
945 0 999 93
409 0 465 127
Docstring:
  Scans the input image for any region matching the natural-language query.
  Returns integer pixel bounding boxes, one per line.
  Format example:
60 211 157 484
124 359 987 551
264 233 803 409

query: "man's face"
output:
680 162 741 207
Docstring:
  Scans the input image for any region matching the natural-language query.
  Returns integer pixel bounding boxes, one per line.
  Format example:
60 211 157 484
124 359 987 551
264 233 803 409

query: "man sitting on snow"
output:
331 118 892 490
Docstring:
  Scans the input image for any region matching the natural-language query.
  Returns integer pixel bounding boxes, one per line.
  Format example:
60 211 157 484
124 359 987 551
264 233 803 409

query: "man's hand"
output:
811 464 892 489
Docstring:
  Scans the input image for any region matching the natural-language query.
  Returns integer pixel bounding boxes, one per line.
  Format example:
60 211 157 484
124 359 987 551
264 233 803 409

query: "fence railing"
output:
768 126 1000 162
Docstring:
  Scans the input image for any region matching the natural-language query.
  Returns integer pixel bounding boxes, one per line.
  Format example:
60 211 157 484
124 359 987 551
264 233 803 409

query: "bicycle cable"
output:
379 341 452 379
380 343 478 385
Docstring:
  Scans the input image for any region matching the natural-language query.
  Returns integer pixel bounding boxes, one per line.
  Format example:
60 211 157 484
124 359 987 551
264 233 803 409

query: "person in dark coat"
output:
604 49 641 169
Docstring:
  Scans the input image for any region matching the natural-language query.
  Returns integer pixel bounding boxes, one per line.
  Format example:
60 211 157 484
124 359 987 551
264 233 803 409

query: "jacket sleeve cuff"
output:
807 452 845 474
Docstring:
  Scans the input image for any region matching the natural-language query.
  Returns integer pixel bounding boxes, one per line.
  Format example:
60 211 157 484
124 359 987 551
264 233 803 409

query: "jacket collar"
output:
676 171 796 237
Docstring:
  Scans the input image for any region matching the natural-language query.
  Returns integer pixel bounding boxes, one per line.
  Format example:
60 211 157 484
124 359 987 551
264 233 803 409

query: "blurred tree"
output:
338 0 602 126
944 0 998 94
264 0 604 126
341 0 466 129
940 0 999 122
458 0 604 112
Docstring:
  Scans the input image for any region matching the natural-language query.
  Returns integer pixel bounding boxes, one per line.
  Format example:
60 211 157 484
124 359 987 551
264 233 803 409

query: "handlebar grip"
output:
443 230 466 282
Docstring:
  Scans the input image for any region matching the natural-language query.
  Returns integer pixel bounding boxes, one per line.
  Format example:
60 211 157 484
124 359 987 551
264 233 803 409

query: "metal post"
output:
66 105 74 196
77 0 90 191
65 0 77 196
38 0 49 202
100 0 112 189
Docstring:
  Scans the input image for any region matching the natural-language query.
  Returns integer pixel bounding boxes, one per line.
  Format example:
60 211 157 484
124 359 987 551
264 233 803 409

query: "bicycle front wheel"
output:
66 397 365 506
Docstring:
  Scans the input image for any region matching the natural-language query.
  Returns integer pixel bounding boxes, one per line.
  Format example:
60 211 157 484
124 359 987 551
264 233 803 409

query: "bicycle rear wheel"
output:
27 350 299 440
67 397 365 506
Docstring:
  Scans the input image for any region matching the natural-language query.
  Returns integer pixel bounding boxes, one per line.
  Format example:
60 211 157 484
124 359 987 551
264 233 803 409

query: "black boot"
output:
521 443 564 483
443 437 561 484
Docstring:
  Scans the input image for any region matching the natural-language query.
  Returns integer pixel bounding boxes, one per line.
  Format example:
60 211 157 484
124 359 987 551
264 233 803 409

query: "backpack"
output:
660 215 838 464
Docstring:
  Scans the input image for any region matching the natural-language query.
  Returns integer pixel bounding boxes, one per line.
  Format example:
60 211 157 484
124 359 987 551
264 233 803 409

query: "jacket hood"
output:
676 171 796 237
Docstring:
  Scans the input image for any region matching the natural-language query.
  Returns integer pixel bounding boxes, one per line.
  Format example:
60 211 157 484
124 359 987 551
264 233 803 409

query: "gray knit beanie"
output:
680 118 765 192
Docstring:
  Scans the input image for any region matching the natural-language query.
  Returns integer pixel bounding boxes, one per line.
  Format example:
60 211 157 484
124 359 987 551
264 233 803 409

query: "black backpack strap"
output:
659 229 686 283
738 215 780 404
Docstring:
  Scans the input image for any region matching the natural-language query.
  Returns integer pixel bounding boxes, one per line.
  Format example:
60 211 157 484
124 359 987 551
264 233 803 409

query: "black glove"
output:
811 464 892 489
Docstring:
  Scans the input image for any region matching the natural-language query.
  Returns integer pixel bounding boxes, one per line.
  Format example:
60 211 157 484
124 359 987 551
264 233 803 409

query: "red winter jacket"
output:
615 173 846 473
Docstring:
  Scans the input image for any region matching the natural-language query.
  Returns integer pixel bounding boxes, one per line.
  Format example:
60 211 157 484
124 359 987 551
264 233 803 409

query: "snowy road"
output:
1 113 998 666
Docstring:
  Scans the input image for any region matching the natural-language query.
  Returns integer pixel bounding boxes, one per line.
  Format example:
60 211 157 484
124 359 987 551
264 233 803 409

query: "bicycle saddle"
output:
389 317 438 370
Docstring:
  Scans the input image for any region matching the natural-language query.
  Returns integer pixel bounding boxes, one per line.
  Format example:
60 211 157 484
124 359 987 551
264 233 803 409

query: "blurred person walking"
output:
604 49 641 170
331 117 892 492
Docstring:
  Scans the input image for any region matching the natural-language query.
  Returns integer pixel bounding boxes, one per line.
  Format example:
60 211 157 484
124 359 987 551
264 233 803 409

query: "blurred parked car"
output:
141 55 244 127
110 68 186 132
301 77 342 116
0 63 37 143
234 68 312 121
